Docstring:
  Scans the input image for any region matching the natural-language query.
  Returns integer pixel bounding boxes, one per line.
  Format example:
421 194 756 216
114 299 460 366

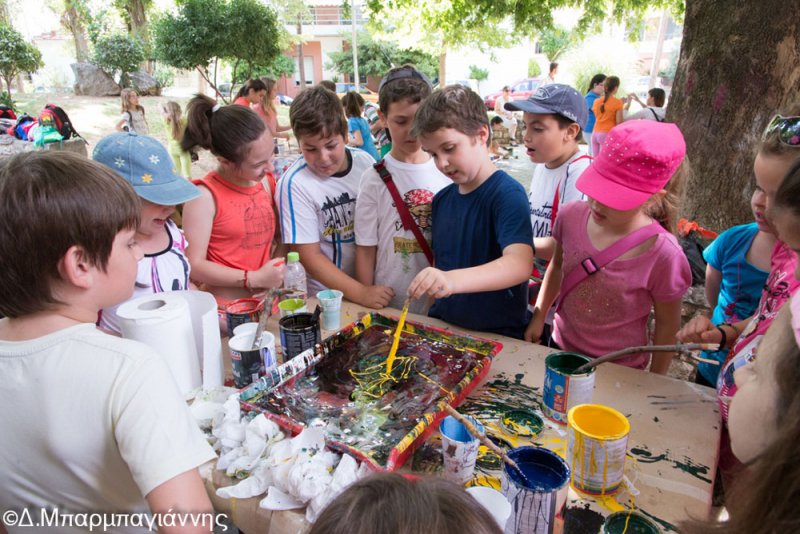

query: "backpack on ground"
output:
39 104 83 142
11 114 36 140
0 105 16 120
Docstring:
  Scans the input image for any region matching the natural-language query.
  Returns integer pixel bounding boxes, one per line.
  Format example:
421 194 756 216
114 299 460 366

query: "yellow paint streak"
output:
385 302 409 374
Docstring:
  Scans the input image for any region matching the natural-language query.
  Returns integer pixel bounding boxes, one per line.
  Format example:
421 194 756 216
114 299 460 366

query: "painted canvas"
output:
239 313 502 470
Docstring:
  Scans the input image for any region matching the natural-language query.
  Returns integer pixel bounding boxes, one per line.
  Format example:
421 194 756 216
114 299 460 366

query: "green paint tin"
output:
603 511 661 534
500 409 544 438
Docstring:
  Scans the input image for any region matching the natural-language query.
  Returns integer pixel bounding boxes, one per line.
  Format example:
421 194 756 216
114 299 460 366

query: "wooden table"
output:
206 299 720 533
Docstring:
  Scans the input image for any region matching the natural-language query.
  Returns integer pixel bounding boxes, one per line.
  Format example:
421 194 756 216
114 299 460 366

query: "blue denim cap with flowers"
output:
504 83 588 130
92 132 200 206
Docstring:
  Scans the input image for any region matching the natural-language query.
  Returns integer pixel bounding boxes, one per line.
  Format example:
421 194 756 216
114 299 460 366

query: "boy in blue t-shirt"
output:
406 85 534 338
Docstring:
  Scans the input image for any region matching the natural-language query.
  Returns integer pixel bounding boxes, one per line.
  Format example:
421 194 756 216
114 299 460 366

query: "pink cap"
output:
576 121 686 211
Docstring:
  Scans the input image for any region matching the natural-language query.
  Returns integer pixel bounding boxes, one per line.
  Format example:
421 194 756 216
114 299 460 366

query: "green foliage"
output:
538 26 578 62
0 24 44 94
327 32 438 81
152 0 286 101
153 63 174 88
468 65 489 82
528 58 542 77
233 55 296 84
0 91 14 109
368 0 683 41
92 33 145 86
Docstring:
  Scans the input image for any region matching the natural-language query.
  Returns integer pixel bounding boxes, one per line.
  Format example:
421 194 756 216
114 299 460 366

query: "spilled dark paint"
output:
563 504 605 534
629 446 712 484
514 372 525 386
653 416 660 423
637 507 677 532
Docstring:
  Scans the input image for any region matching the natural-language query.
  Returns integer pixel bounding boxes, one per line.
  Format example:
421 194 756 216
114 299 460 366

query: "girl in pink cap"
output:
525 120 691 374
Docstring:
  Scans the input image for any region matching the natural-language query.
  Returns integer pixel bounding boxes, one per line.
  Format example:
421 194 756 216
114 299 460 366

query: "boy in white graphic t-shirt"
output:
355 66 450 314
276 86 394 308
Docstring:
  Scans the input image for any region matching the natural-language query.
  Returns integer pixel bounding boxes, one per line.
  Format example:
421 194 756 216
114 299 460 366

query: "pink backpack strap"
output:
556 221 667 311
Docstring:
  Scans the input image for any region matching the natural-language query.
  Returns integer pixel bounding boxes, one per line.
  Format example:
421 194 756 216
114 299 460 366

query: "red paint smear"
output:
226 298 263 314
713 85 728 111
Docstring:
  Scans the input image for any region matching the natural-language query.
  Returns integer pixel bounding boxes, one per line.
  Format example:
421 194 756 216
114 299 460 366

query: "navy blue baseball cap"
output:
505 83 588 129
93 132 200 206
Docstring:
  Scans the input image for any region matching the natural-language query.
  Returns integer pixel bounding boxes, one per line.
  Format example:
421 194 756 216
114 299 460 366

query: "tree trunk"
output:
125 0 151 73
668 0 800 233
61 3 90 62
438 51 446 87
0 0 9 23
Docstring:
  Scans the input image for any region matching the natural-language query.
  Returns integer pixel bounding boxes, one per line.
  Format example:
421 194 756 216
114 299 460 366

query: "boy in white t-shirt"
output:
505 84 591 273
0 152 215 533
355 66 450 314
276 86 395 307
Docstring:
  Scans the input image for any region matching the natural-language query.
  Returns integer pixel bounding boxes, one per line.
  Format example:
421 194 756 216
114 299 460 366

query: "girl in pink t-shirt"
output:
525 121 691 374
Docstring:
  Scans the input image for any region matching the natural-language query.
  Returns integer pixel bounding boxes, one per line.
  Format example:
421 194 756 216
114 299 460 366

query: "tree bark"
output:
439 51 446 87
61 2 90 62
668 0 800 232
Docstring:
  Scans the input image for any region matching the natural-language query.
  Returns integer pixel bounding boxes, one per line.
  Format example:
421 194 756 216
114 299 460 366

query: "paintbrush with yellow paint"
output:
385 296 411 374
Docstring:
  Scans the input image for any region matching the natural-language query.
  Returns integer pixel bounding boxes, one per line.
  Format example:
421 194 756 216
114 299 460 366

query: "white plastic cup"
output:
316 289 343 330
440 415 483 485
232 321 259 338
466 486 512 531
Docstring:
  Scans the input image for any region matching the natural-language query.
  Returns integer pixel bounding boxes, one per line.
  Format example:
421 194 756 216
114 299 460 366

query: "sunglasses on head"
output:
763 115 800 147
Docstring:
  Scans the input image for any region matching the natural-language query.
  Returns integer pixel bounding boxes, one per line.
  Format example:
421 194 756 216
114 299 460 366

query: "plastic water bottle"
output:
283 252 307 300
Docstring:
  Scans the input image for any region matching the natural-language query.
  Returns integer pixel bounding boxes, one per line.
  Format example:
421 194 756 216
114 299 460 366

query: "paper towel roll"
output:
118 292 202 395
181 290 224 388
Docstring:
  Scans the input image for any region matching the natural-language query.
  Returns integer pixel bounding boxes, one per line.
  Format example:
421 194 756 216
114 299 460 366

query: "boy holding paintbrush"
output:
407 86 534 339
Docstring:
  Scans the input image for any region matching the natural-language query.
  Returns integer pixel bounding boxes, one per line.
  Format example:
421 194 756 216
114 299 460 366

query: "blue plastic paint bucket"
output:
501 446 570 534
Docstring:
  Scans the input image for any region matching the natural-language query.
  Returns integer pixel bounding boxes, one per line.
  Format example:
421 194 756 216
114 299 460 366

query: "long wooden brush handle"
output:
572 342 720 374
443 404 520 470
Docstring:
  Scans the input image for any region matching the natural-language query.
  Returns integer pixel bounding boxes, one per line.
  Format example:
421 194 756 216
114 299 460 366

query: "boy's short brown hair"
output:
378 65 432 115
290 86 348 141
411 85 489 146
0 152 140 318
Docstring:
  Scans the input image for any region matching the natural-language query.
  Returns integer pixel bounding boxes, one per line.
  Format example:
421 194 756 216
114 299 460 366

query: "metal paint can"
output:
602 511 661 534
278 312 321 359
567 404 630 495
225 298 263 338
501 446 570 534
543 352 596 424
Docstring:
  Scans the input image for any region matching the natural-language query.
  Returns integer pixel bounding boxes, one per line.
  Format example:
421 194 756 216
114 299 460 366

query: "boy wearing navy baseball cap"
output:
505 83 592 341
93 131 201 334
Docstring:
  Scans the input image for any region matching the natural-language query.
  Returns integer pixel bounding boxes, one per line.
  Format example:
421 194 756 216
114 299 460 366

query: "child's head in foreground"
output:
308 473 502 534
93 132 200 238
290 85 350 177
575 120 687 232
378 65 433 157
684 301 800 533
504 83 587 165
0 151 140 318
